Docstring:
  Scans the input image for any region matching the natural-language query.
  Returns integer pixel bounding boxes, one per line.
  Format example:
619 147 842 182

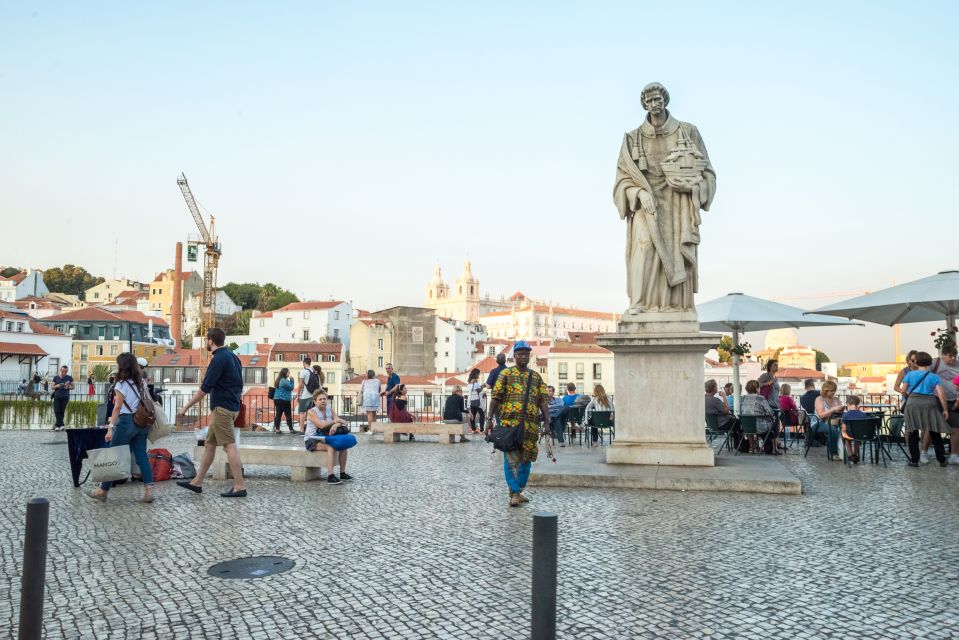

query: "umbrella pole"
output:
732 328 742 417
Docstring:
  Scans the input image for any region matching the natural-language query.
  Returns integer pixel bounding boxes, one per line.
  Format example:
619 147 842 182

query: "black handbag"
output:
488 371 532 452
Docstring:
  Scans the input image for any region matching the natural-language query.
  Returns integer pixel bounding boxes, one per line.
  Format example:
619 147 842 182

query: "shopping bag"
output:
148 408 174 443
88 446 132 483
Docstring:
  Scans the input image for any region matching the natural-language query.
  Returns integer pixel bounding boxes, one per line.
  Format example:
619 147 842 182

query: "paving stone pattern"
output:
0 430 957 639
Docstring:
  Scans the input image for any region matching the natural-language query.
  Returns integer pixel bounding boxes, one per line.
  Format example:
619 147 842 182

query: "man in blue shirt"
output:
840 395 869 464
381 362 401 415
176 327 247 497
562 382 580 407
485 353 507 391
546 385 569 446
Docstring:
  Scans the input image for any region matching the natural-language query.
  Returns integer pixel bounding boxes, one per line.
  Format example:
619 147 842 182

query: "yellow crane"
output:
177 173 222 338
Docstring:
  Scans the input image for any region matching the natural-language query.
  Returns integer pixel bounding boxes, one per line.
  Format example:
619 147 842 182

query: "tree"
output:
814 349 831 370
228 342 240 351
715 335 733 363
224 309 252 335
222 282 262 310
318 335 341 344
221 282 299 312
1 267 21 278
91 364 112 382
43 264 105 298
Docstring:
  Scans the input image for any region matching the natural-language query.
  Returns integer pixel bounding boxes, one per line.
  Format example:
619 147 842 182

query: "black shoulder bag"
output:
900 370 932 411
488 371 532 452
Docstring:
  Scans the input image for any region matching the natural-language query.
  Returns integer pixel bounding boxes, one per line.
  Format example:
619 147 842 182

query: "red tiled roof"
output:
508 291 527 301
10 271 28 284
443 377 467 386
535 357 548 367
237 355 268 368
858 376 886 383
480 304 617 321
41 307 167 326
776 367 825 379
115 311 168 327
28 320 63 336
255 343 272 355
567 332 601 344
275 301 344 312
257 311 274 319
149 349 206 367
549 344 612 355
471 356 502 373
269 342 342 361
0 341 48 357
343 374 388 386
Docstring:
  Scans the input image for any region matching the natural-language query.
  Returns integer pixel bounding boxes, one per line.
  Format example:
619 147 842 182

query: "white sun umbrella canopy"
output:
811 270 959 330
698 293 861 415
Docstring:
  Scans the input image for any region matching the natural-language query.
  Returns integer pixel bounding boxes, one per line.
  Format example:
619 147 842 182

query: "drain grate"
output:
207 556 294 579
41 441 67 445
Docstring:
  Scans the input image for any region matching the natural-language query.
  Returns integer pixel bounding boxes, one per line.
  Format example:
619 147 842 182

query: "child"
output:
840 395 868 464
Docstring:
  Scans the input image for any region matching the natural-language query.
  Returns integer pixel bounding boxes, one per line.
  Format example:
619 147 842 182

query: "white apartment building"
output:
249 301 353 350
546 343 615 395
481 303 618 341
0 310 73 383
84 278 145 303
0 269 49 302
434 317 487 373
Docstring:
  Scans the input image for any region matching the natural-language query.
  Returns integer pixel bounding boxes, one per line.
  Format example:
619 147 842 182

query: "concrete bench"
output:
194 444 324 481
370 422 463 444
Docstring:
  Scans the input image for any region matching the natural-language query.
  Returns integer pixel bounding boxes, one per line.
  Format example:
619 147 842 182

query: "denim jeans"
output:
811 418 840 457
102 413 153 490
503 450 531 494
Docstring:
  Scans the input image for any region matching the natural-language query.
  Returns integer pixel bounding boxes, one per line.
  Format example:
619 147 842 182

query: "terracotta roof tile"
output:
775 367 825 379
0 341 48 357
549 344 612 355
275 301 345 312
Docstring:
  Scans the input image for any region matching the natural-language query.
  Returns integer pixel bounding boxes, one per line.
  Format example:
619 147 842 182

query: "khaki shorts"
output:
207 406 239 446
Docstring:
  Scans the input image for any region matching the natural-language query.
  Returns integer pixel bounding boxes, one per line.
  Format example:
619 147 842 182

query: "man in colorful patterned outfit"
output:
487 341 551 507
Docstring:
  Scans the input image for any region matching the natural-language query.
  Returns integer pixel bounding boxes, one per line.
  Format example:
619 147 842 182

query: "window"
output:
16 322 24 332
69 326 76 336
576 363 584 380
488 346 496 356
299 354 307 362
303 311 310 319
54 324 63 333
275 353 285 362
48 357 59 374
377 356 384 368
94 292 100 299
174 368 183 383
112 326 121 339
444 337 450 343
333 329 340 340
593 363 602 379
80 345 88 360
80 364 88 377
259 319 265 328
96 345 104 356
110 345 118 355
302 329 310 341
558 363 567 380
326 372 335 384
444 351 449 357
97 326 106 339
334 310 340 320
327 355 335 362
377 338 384 350
82 325 91 337
285 318 293 327
4 321 13 331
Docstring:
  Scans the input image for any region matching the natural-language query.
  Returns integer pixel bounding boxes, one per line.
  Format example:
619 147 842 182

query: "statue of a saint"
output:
613 82 716 315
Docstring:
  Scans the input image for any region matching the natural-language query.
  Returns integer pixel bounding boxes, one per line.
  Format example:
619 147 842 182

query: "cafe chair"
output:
587 410 615 446
841 417 885 467
705 414 733 452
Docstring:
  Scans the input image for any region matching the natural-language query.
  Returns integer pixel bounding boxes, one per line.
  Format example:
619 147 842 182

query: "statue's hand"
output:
638 190 657 216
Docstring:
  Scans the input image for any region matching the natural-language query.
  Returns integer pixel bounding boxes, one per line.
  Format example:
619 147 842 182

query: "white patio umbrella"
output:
698 293 862 415
811 270 959 330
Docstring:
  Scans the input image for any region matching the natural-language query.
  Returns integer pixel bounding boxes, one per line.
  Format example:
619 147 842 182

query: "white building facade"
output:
545 344 615 395
0 310 73 383
481 303 618 341
434 316 487 373
249 301 353 350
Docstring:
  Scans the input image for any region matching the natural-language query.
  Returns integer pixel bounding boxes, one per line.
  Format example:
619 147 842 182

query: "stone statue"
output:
613 82 716 315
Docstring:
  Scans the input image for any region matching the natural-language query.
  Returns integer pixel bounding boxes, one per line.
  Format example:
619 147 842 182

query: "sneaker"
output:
940 460 948 468
140 489 155 504
88 489 107 502
559 442 566 448
921 451 932 464
508 493 521 507
339 472 353 481
327 474 342 485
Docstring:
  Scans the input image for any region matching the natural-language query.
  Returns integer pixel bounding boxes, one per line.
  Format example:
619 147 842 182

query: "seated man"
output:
546 385 568 447
561 383 579 408
840 395 868 464
442 386 471 443
705 380 737 430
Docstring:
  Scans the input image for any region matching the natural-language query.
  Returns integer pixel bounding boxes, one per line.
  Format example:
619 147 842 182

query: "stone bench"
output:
370 422 463 444
194 444 324 481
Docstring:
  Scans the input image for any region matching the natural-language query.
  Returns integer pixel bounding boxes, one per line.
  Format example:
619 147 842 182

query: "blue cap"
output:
513 340 532 352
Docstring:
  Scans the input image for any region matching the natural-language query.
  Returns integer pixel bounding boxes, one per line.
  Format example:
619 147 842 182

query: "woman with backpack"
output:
272 368 296 434
305 390 353 484
88 352 155 503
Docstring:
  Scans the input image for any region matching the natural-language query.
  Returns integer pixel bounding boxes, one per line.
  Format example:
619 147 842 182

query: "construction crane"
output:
177 173 222 338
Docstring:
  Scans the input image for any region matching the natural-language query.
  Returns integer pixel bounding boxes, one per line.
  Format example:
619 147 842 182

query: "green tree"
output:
43 264 105 298
222 282 262 310
715 335 733 363
221 282 299 312
1 267 21 278
225 309 252 335
91 364 112 382
814 350 831 369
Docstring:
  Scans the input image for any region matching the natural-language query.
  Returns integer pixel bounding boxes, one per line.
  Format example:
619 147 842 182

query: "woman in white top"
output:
465 367 486 433
585 384 615 447
88 352 155 503
306 390 352 485
359 370 381 433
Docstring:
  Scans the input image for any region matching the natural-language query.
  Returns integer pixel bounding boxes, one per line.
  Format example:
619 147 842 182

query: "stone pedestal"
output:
598 318 720 467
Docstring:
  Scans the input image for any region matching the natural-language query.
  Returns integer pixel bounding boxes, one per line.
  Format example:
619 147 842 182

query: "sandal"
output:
88 489 107 502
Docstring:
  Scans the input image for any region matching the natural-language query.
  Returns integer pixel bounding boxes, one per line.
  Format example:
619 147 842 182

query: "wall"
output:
370 307 435 376
349 320 393 377
546 349 615 394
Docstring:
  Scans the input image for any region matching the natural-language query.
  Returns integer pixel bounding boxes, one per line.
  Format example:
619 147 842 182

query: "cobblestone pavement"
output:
1 430 957 639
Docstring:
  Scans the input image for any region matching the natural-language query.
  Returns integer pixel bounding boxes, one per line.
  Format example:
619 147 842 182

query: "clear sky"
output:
2 2 956 362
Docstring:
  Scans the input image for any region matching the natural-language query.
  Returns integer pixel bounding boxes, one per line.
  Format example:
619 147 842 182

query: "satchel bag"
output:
488 371 533 452
148 407 174 443
121 381 156 428
88 445 132 483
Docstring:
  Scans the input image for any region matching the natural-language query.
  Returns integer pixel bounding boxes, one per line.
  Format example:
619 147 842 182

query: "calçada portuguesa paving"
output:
1 430 957 639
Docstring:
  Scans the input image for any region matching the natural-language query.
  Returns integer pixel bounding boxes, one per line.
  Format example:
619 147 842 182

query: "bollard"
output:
18 497 49 640
531 511 557 640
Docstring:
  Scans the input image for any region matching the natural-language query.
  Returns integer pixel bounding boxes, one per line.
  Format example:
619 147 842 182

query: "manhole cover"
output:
207 556 294 579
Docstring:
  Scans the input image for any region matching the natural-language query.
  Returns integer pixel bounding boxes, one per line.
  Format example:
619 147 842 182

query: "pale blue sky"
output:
2 2 956 361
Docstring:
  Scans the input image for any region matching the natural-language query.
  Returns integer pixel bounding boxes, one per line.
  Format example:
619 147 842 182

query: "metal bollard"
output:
531 511 557 640
18 497 49 640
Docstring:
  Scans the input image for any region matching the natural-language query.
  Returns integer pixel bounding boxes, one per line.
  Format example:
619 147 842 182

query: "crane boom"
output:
177 173 212 245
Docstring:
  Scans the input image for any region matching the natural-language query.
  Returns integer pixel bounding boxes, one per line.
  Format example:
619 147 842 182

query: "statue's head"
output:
641 82 669 115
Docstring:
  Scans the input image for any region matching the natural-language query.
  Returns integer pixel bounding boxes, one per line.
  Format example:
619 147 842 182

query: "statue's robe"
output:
613 112 716 313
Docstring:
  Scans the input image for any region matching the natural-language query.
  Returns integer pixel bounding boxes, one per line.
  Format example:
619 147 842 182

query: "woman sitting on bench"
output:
305 390 353 485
